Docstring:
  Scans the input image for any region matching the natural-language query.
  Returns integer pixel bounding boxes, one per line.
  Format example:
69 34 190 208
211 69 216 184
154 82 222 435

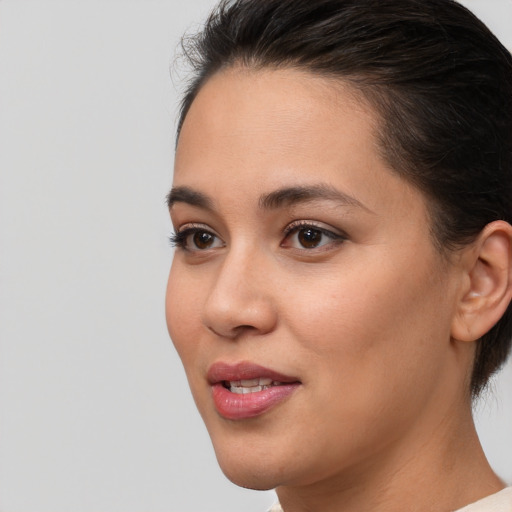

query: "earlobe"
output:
451 221 512 343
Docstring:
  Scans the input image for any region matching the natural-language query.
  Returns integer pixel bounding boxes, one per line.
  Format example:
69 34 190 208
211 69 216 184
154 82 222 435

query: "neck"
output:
276 401 503 512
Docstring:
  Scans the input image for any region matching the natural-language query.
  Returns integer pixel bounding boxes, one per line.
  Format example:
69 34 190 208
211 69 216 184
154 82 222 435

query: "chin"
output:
210 434 287 490
217 458 279 491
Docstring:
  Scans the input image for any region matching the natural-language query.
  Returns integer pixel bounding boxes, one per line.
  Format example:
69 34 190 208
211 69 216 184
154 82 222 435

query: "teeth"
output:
239 378 258 386
240 378 272 387
227 378 282 394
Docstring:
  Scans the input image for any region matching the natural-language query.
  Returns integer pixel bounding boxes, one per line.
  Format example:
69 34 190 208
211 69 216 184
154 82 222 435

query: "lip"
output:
207 361 299 384
207 361 301 420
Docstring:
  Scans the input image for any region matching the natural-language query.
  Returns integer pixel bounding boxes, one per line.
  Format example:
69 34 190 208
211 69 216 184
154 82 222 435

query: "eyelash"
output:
169 229 189 248
169 221 347 251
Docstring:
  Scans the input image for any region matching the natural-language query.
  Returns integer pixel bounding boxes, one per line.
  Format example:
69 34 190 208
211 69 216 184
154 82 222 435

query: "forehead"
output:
177 67 375 164
173 66 426 220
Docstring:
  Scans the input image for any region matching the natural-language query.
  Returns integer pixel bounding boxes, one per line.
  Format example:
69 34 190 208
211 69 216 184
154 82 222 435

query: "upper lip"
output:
207 361 300 384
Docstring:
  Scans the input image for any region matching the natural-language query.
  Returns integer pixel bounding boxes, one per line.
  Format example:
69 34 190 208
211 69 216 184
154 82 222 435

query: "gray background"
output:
0 1 510 511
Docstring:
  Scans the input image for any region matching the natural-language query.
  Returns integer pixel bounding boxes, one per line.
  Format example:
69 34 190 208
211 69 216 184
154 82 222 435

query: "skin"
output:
166 67 505 512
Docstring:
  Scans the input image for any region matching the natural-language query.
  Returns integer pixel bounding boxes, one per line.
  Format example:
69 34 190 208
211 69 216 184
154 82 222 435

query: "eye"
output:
170 225 224 251
282 221 346 250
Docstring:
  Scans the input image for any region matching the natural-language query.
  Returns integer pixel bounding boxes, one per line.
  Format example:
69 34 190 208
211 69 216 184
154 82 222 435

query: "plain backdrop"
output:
0 1 511 511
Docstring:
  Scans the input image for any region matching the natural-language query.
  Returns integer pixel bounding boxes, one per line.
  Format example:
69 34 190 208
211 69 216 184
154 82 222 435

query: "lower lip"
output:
211 383 300 420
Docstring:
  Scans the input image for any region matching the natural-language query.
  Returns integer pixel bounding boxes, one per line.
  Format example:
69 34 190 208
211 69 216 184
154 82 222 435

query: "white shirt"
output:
456 486 512 512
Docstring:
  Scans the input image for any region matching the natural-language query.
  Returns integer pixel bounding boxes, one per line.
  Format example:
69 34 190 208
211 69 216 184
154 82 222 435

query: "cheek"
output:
273 257 455 468
165 264 204 364
282 251 453 390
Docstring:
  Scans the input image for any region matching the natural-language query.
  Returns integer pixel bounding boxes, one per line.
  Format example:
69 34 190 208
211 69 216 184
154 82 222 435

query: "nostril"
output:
206 323 260 339
237 324 258 331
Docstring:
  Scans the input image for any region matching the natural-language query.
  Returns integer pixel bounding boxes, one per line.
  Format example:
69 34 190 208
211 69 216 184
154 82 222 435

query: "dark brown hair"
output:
176 0 512 396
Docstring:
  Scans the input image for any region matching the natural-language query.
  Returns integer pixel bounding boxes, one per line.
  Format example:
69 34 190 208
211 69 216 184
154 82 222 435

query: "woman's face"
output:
166 68 465 490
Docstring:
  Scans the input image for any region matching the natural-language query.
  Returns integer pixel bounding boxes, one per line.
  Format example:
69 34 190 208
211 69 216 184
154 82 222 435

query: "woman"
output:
165 1 512 510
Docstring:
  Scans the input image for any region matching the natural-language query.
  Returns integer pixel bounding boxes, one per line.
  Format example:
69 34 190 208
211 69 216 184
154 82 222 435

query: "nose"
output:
201 248 278 339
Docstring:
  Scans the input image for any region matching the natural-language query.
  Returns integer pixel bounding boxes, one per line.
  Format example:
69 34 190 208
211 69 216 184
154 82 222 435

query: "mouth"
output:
223 377 286 394
207 361 301 420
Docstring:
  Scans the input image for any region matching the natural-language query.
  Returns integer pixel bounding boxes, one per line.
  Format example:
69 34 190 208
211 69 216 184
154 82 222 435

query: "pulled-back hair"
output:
176 0 512 396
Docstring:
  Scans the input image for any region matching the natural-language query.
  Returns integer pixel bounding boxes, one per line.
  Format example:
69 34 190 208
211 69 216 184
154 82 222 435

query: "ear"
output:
451 221 512 342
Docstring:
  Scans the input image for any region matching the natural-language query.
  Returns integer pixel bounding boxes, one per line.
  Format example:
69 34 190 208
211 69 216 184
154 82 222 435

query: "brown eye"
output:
298 228 323 248
170 226 224 252
282 221 346 251
193 231 215 249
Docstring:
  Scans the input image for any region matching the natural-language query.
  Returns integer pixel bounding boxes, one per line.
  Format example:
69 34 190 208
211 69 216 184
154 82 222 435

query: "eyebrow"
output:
166 186 214 210
166 183 371 213
259 184 371 212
